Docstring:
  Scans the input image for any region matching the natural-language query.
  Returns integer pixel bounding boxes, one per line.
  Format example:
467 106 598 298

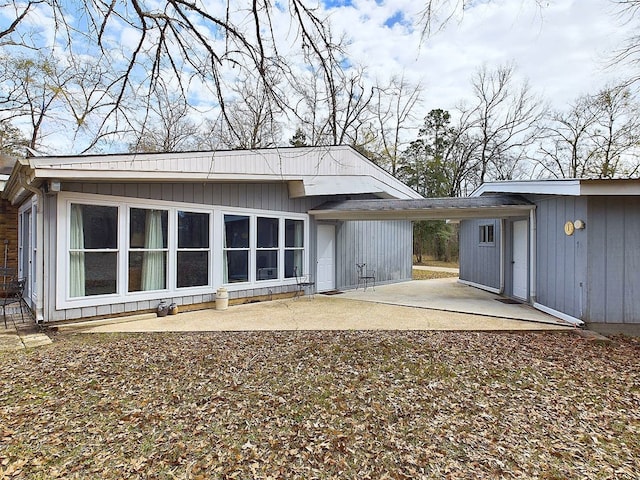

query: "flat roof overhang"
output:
309 195 535 221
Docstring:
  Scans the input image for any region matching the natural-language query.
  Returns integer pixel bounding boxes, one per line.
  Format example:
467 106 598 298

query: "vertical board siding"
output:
459 219 501 290
534 196 587 319
49 182 352 322
587 196 640 324
335 220 413 289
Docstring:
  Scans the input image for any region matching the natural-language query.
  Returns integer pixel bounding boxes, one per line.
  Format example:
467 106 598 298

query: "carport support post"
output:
529 208 537 304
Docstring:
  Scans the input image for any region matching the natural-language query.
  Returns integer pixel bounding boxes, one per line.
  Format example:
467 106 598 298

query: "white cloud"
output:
321 0 636 114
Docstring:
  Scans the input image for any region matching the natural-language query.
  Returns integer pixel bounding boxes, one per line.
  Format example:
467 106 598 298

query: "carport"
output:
307 194 558 324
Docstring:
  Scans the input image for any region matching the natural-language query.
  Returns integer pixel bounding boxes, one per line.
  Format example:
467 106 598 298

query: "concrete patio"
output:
54 278 574 334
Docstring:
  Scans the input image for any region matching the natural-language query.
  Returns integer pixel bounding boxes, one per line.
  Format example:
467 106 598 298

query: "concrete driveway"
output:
58 278 573 334
340 277 565 325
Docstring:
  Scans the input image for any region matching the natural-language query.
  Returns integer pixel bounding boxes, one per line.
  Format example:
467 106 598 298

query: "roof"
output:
472 178 640 197
2 146 422 204
309 195 535 221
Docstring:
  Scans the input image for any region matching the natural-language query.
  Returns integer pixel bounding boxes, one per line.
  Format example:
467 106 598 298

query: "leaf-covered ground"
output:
1 331 639 479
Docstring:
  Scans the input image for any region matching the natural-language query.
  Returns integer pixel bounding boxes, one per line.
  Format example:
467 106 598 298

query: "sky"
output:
1 0 637 153
317 0 636 115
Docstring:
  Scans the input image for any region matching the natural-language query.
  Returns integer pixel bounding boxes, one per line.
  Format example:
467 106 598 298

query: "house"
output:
458 179 640 334
1 146 421 323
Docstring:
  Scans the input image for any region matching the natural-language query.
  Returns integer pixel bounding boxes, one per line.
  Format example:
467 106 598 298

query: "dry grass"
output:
1 331 639 479
412 268 458 280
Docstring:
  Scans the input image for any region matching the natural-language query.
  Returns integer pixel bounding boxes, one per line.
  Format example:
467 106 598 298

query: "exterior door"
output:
512 220 528 300
18 205 35 307
316 224 335 292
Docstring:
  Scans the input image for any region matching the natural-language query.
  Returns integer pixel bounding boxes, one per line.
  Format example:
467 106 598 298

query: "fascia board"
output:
310 204 535 221
471 180 582 197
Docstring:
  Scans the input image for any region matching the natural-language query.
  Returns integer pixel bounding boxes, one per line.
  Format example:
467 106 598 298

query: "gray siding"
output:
46 182 408 322
534 196 588 319
586 196 640 324
458 219 501 290
66 182 319 214
335 220 413 289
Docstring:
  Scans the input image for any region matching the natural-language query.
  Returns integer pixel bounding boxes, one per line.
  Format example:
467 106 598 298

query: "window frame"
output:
127 206 169 294
176 209 212 289
220 209 308 289
479 223 496 246
56 192 307 309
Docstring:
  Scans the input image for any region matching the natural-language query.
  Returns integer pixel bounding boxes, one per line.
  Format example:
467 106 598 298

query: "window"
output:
285 219 304 278
222 213 306 285
177 211 210 288
128 208 168 292
69 204 118 297
224 215 249 283
479 224 495 245
256 217 278 280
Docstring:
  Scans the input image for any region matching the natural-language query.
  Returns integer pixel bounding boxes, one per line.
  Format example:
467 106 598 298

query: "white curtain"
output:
294 220 303 275
223 220 229 283
69 204 86 297
141 210 165 291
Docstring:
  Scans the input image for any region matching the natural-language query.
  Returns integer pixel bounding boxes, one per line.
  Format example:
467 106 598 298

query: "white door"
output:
316 224 335 292
18 207 35 307
512 220 528 300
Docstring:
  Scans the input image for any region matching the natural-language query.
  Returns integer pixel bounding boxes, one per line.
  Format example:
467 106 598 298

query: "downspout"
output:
499 218 505 294
18 171 45 322
529 207 537 304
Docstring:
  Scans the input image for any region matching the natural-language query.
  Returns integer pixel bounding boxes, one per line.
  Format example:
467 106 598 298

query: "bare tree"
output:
464 64 545 184
206 70 284 150
372 74 423 174
0 53 127 152
417 0 547 39
611 0 640 86
0 55 70 150
1 0 342 142
588 85 640 178
128 83 199 153
289 29 375 147
537 84 640 178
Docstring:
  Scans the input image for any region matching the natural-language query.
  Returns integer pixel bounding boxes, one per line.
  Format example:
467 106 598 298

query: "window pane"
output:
130 208 168 248
256 250 278 280
225 250 248 283
128 251 167 292
74 204 118 249
84 252 117 296
285 249 303 278
178 211 209 248
224 215 249 248
177 251 209 287
285 219 304 248
257 217 278 248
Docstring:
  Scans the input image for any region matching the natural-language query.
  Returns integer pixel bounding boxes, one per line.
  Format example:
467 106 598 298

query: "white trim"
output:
529 208 537 302
55 192 309 309
472 180 582 197
25 146 422 200
472 179 640 197
219 209 309 292
534 302 584 326
458 279 501 294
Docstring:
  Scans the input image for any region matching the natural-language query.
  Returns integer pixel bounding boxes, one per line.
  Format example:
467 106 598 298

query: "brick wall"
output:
0 199 19 271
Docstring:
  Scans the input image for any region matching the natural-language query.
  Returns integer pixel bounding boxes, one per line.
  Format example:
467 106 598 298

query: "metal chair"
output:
356 263 375 291
293 266 315 299
1 278 28 328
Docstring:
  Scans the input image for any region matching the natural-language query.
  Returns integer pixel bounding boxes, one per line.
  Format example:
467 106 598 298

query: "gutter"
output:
18 171 44 322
